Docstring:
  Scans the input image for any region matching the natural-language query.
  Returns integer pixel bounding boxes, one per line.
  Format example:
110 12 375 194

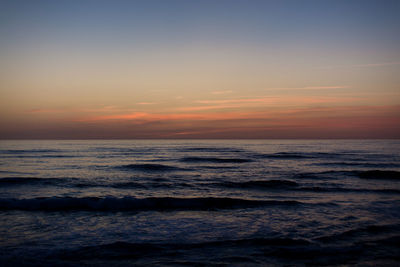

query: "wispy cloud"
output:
26 106 134 114
196 97 276 104
266 86 349 90
87 100 381 123
137 102 156 105
189 95 359 110
178 104 244 111
19 105 400 139
175 97 279 111
81 110 268 122
320 61 400 70
97 112 148 120
26 108 66 113
80 106 128 113
302 86 349 89
211 90 233 95
352 61 400 67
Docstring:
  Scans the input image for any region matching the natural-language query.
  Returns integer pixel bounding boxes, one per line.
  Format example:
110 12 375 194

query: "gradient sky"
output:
0 0 399 139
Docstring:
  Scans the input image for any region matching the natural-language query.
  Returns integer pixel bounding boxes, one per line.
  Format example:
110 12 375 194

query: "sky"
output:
0 0 399 139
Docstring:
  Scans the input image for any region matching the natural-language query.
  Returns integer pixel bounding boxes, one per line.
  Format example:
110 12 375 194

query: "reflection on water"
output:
0 140 399 265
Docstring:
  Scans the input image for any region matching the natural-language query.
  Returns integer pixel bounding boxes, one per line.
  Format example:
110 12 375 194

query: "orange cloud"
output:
177 104 247 111
4 105 399 139
80 104 400 124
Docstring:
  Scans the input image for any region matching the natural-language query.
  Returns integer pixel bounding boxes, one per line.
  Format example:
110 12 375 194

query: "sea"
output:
0 140 399 266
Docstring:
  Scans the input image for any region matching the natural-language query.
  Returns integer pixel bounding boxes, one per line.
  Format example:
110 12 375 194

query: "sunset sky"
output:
1 0 399 139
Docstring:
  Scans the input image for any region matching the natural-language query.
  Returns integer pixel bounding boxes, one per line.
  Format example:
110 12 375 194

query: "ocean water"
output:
0 140 399 266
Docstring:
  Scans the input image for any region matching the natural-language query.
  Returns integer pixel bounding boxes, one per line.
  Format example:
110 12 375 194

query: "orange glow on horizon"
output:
1 1 399 139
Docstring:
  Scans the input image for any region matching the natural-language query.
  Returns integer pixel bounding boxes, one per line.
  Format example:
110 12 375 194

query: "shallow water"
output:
0 140 399 266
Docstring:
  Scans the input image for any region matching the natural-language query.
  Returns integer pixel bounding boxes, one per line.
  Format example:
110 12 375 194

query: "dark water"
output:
0 140 399 266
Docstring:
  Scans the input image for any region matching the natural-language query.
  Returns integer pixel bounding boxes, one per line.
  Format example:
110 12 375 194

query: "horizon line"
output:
1 138 399 141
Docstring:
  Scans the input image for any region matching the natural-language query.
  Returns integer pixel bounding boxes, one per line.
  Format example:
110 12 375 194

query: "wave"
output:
110 182 148 189
258 152 313 159
74 180 193 189
213 180 399 194
109 181 191 189
74 181 150 189
1 149 61 154
118 164 186 172
0 177 192 189
61 237 311 257
92 147 156 153
0 154 77 159
56 236 396 266
296 186 400 194
317 224 400 243
315 162 400 168
180 157 252 163
3 176 397 194
39 155 76 158
0 177 71 186
356 170 400 180
0 170 35 175
0 177 149 189
257 152 348 160
295 170 400 180
294 171 352 180
41 235 400 265
199 165 239 169
51 237 312 262
178 147 245 153
0 196 304 211
217 180 299 189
